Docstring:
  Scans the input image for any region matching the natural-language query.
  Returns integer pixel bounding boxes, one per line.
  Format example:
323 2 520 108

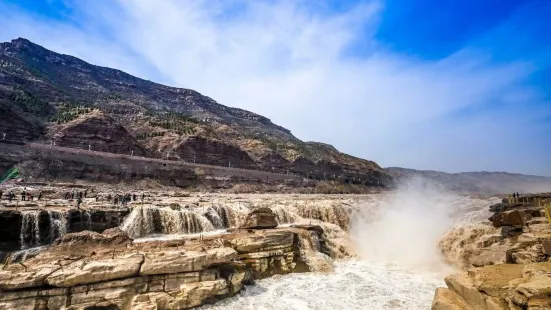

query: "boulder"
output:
489 210 532 227
500 226 523 238
240 208 277 229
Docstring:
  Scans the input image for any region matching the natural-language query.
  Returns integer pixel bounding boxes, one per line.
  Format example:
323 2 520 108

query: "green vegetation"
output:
104 94 123 101
146 110 199 136
49 102 94 124
255 135 279 151
8 89 51 117
136 132 165 140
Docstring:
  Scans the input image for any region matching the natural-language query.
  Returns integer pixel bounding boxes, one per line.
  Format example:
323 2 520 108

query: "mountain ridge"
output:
386 167 551 193
0 37 393 187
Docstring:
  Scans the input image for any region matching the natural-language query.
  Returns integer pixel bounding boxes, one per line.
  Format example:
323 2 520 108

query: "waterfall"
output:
19 210 68 249
204 207 225 229
20 211 41 249
119 200 359 245
79 210 92 230
120 206 155 238
270 206 299 224
295 203 351 229
48 210 68 243
121 206 217 238
296 230 332 272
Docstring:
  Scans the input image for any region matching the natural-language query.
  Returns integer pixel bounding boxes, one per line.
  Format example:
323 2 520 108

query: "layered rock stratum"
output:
0 224 340 309
433 193 551 309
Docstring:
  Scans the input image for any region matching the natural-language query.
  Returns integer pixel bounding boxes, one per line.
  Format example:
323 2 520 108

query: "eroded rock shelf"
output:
0 224 335 310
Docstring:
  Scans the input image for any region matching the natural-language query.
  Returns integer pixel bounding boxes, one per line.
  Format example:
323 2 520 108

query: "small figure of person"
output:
76 197 82 209
37 192 42 201
21 190 26 201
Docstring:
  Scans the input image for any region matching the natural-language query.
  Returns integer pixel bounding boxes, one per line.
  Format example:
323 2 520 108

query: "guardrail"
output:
2 139 385 185
24 142 303 180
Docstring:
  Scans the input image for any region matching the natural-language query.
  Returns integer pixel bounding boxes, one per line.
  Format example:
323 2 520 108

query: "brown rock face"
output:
175 137 257 169
240 208 278 229
0 99 45 142
53 111 147 156
432 262 551 310
489 209 532 227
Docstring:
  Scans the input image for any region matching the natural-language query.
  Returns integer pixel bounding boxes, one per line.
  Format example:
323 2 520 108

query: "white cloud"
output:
1 0 549 175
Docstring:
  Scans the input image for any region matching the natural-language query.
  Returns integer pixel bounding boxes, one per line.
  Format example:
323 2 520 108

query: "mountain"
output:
386 167 551 194
0 38 393 187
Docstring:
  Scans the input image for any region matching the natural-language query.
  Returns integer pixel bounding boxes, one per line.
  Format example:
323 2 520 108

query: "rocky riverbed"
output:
0 222 344 309
3 182 548 309
433 193 551 309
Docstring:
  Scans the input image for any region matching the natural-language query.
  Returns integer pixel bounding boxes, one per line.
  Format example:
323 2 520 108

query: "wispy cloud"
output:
1 0 550 175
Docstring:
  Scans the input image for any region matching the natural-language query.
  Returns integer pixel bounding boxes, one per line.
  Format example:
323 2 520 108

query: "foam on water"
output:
202 260 444 310
203 183 497 309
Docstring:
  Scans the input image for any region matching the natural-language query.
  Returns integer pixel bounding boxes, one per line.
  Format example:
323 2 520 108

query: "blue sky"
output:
1 0 550 176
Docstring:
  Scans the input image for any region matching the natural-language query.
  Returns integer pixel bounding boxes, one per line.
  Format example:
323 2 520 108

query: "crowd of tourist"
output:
0 188 148 209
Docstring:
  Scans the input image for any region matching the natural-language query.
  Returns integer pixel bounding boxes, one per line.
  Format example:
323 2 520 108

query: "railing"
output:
2 139 385 185
22 141 303 180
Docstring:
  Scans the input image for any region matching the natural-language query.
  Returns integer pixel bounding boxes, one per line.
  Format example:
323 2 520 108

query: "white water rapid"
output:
202 261 444 310
200 181 499 309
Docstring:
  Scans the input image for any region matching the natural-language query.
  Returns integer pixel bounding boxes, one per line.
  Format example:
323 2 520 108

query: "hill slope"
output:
386 167 551 193
0 38 393 187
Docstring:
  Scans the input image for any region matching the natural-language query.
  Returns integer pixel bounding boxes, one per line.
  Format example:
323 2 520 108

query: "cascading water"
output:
48 210 68 243
204 207 225 229
295 202 352 229
20 211 41 249
121 205 218 238
78 210 92 230
199 188 500 309
270 205 299 225
19 210 68 249
120 201 358 240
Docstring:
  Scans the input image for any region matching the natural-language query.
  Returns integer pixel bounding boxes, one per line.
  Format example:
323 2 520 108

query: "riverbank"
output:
433 193 551 309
